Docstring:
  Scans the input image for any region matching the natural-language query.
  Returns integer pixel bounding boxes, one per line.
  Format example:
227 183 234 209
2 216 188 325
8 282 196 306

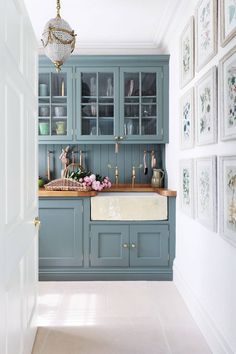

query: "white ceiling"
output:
24 0 181 54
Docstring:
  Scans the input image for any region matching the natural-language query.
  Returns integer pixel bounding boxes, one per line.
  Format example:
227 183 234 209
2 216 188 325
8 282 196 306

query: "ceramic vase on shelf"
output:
151 169 164 188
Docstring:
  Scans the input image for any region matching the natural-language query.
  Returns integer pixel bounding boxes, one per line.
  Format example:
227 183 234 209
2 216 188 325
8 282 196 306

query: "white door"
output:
0 0 38 353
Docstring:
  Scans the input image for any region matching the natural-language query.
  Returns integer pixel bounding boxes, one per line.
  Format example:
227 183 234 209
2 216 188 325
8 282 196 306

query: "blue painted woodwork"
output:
129 225 169 267
38 67 73 142
38 196 176 281
39 199 83 267
38 55 169 144
38 143 167 186
90 225 129 267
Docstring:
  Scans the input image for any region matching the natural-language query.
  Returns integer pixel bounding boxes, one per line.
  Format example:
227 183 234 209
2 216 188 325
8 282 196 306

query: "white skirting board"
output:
173 263 234 354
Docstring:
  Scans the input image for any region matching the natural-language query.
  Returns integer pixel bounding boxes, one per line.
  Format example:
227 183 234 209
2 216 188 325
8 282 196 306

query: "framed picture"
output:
195 156 217 231
196 0 217 71
219 46 236 140
220 0 236 47
195 66 217 145
219 156 236 246
179 159 194 217
180 88 194 149
180 17 194 88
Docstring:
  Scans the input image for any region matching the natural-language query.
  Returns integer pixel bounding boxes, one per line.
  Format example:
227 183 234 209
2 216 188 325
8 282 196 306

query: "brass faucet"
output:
115 166 119 185
131 166 136 187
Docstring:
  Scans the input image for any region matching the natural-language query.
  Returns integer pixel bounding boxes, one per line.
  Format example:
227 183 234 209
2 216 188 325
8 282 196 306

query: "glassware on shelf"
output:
91 102 97 116
39 106 49 117
90 77 96 96
39 122 49 135
39 84 48 96
55 106 66 116
127 79 134 96
106 78 113 96
56 121 66 135
61 79 65 96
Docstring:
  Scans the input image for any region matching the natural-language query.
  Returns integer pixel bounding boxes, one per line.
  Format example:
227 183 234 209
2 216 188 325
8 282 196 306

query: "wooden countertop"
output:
39 184 177 197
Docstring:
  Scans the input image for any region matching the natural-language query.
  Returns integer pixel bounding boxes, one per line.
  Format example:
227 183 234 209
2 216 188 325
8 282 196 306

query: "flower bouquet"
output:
69 168 112 191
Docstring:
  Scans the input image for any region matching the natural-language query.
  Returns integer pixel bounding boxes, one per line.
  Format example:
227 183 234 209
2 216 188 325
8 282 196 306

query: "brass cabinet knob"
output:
119 136 124 140
131 243 136 248
34 216 41 229
123 243 129 248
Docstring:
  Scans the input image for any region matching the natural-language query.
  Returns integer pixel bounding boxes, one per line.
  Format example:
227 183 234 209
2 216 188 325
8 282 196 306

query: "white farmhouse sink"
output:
91 192 167 221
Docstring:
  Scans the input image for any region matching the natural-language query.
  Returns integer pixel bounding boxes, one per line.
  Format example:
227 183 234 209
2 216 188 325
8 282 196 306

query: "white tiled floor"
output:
32 281 211 354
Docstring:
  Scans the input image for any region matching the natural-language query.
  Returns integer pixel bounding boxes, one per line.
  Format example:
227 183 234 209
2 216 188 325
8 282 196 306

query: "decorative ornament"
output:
41 0 76 72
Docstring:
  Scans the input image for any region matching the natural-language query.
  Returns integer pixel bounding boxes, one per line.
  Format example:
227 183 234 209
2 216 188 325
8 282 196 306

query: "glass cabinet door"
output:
38 68 72 141
77 68 118 140
121 68 163 140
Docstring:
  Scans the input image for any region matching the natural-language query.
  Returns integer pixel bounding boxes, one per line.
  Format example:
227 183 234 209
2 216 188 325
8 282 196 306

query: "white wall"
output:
165 0 236 353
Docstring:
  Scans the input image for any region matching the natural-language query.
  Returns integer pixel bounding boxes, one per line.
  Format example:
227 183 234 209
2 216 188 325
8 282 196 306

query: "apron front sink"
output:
91 192 168 221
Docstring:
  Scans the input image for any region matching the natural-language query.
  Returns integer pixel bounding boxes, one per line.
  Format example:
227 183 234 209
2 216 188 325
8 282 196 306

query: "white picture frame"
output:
180 88 195 149
220 0 236 47
179 159 195 217
219 155 236 246
219 46 236 140
195 66 217 145
195 156 217 231
196 0 218 72
180 17 195 88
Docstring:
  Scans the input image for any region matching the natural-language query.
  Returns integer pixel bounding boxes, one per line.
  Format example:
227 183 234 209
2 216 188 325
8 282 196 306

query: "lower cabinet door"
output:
90 225 129 267
39 200 83 267
130 224 169 267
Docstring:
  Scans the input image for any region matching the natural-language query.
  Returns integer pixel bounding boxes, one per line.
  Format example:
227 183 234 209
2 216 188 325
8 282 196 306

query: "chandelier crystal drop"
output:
41 0 76 72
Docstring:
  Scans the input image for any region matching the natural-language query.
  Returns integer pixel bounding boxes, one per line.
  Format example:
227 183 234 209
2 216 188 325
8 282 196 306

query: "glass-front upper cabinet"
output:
120 68 164 141
38 67 73 141
76 68 119 141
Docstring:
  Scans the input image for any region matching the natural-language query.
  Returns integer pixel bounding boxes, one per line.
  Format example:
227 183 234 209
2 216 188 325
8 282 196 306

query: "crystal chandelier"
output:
41 0 76 72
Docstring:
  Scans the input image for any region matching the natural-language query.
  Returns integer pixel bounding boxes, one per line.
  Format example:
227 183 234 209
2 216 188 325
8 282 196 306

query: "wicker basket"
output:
44 178 91 191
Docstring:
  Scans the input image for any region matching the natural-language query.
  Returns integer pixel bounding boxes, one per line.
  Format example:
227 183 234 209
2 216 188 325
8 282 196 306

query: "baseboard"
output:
173 264 234 354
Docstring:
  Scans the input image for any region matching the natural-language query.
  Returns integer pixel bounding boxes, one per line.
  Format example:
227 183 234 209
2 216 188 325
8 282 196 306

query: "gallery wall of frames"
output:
179 0 236 247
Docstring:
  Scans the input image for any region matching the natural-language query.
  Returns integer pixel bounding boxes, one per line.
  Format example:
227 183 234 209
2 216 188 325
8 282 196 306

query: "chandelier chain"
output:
56 0 61 18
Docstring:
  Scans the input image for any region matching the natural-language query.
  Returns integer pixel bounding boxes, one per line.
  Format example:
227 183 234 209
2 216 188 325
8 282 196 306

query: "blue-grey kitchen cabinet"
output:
38 55 169 144
39 199 83 268
38 66 73 142
90 224 169 268
38 195 175 281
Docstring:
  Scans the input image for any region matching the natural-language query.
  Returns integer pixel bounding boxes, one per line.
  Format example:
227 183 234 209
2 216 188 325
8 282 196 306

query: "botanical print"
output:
221 0 236 46
183 168 190 206
183 36 190 76
180 88 194 149
225 0 236 34
226 166 236 232
220 47 236 140
199 86 211 135
196 0 217 71
196 67 217 145
226 62 236 128
196 156 217 231
199 1 211 52
180 17 194 87
180 159 194 217
198 167 210 215
220 156 236 246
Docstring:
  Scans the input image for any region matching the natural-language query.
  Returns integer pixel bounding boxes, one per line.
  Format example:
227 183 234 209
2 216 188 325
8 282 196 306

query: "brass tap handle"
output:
115 166 119 185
